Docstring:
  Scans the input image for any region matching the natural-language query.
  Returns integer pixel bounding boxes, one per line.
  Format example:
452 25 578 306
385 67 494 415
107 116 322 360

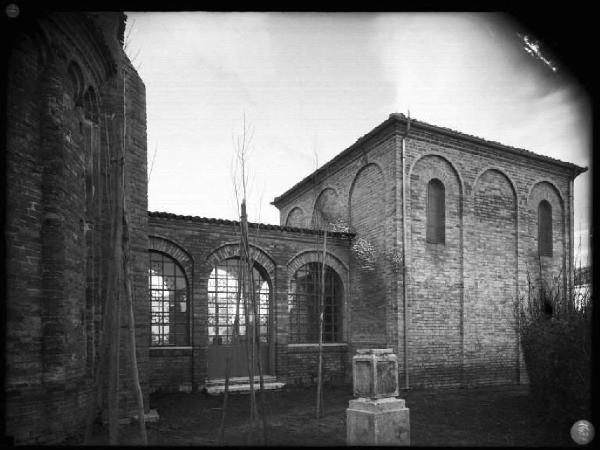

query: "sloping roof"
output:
272 113 588 207
148 211 355 238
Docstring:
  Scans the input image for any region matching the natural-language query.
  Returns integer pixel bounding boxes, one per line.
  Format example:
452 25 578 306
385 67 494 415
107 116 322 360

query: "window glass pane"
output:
207 258 270 345
427 179 445 244
538 200 553 256
148 251 189 346
288 263 342 343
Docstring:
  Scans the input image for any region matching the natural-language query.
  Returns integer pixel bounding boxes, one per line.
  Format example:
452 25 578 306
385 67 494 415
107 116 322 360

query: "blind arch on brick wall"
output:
312 187 343 231
526 179 565 209
472 166 518 200
525 181 566 301
285 206 306 228
471 168 518 381
426 178 445 244
538 200 553 257
526 180 565 259
407 153 465 376
348 163 386 248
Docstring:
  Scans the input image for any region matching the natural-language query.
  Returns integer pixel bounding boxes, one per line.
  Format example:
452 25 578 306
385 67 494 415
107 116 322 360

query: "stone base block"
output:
346 397 410 446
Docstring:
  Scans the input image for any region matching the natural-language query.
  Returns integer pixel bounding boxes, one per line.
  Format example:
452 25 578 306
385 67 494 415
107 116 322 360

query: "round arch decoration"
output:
285 206 306 228
526 179 565 209
311 187 343 229
348 162 387 212
287 249 349 281
206 242 276 281
472 166 518 201
287 249 349 344
407 152 465 196
149 235 194 283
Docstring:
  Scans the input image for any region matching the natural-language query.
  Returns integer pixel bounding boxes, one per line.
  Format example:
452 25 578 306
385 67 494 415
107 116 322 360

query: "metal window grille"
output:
149 251 189 346
426 178 446 244
207 258 270 345
538 200 553 257
289 262 342 343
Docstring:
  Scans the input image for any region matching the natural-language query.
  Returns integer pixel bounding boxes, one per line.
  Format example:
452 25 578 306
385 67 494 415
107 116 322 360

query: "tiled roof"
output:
272 113 588 206
148 211 355 238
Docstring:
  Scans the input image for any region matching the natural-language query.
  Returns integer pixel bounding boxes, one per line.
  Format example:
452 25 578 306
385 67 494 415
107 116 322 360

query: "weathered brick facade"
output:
5 12 148 444
5 10 586 444
145 114 584 395
273 113 585 389
147 214 354 391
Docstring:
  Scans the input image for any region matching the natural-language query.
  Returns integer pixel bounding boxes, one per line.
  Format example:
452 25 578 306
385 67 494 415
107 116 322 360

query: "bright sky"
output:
124 12 591 264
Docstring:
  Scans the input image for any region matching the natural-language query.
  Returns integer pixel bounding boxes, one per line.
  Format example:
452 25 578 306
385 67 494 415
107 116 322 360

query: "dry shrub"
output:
515 271 592 423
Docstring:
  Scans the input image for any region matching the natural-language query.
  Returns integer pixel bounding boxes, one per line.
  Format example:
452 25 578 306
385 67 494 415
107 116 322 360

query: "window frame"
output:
288 262 343 344
538 200 553 257
426 178 446 244
149 250 190 347
207 257 271 345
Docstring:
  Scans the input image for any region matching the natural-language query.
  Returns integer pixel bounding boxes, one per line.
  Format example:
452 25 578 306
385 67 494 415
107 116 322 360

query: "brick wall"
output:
273 114 582 390
5 12 147 444
147 214 354 390
408 153 463 387
403 121 575 387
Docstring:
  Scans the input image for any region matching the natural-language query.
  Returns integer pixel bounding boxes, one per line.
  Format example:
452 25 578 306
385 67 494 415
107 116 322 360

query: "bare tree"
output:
218 114 268 445
84 68 147 446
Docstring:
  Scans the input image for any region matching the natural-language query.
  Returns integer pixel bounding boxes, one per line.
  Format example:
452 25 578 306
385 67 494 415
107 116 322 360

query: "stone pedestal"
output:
353 348 398 398
346 397 410 446
347 349 409 446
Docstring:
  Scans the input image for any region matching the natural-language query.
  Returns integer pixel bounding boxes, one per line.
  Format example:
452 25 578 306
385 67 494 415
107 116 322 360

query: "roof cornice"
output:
272 113 588 207
148 211 355 239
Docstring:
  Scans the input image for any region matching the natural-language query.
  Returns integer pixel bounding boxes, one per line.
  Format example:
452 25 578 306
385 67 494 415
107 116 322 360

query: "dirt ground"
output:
78 384 581 446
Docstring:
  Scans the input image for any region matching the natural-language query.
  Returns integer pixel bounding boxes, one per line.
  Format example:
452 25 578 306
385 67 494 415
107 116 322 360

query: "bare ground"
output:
75 384 580 446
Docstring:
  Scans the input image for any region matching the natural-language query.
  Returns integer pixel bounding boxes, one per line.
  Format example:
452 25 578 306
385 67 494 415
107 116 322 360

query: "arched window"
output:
289 262 343 343
426 178 445 244
207 258 270 345
149 251 190 346
538 200 553 256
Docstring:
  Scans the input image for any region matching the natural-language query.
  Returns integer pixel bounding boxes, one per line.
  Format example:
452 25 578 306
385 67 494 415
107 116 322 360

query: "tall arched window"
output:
427 178 445 244
289 262 343 343
207 258 270 345
149 251 190 346
538 200 553 256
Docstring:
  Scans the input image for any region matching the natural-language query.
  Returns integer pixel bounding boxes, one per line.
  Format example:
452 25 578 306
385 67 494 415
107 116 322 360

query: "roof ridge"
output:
273 113 587 206
390 113 586 169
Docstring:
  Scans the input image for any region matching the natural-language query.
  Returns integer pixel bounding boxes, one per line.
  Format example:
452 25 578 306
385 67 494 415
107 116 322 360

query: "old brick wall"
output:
274 115 581 390
5 12 148 444
147 214 353 389
274 128 402 375
408 153 463 387
404 120 575 388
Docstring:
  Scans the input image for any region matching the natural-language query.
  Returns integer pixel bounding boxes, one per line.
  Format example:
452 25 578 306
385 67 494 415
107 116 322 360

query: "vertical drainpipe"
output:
401 115 411 390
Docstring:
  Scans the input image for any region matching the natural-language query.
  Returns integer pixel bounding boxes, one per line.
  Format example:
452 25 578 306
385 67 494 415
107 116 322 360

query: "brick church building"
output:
4 11 586 444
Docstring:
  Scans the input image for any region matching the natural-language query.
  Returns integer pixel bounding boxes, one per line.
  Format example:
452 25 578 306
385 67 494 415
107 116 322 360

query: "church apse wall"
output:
5 12 148 444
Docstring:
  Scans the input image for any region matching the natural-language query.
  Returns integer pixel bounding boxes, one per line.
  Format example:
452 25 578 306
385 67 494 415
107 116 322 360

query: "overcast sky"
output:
124 12 591 264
